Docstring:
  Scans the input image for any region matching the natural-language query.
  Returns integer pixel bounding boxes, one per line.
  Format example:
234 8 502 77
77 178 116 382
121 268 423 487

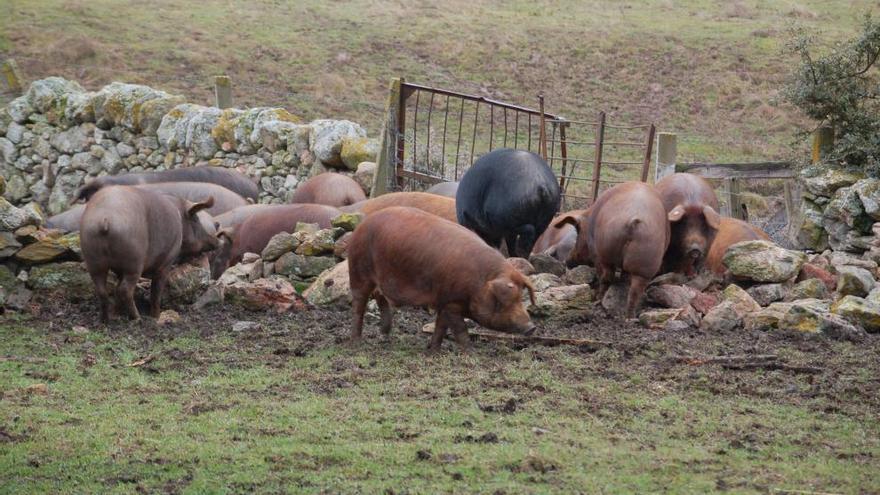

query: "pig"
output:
342 192 457 223
75 166 259 202
132 182 248 216
348 206 536 352
210 203 342 278
80 186 219 322
705 217 771 275
654 173 721 276
560 182 670 318
289 173 367 207
425 181 459 198
531 209 588 262
213 204 290 230
46 204 86 232
456 148 560 257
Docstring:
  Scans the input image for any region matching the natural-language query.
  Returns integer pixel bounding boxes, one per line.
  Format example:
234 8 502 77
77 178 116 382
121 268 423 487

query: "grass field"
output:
1 0 877 163
1 301 879 493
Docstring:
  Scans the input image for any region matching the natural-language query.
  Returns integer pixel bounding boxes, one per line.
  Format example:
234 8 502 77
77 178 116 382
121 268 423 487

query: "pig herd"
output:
51 147 770 352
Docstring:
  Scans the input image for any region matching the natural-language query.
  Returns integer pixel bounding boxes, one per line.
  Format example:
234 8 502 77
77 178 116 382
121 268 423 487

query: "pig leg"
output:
115 272 141 320
349 285 372 344
89 268 111 323
149 271 169 318
595 264 613 302
375 294 394 336
625 274 650 319
427 311 451 354
447 314 471 353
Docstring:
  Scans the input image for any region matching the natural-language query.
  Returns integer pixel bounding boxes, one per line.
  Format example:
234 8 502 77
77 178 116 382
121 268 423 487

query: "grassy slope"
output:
1 0 877 164
1 309 878 494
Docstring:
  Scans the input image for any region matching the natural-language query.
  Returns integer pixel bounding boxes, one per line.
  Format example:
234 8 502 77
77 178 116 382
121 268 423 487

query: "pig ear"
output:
668 205 685 223
703 205 721 230
521 275 536 306
187 196 215 216
216 227 234 240
556 215 581 233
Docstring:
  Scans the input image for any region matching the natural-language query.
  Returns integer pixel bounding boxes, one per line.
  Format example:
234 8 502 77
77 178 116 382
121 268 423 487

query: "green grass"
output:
2 311 878 493
1 0 877 165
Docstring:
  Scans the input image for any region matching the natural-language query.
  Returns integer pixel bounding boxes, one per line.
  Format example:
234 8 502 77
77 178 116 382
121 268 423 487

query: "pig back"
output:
136 182 248 216
80 186 183 274
705 218 771 275
214 204 290 230
354 192 457 223
230 204 342 262
654 173 719 211
289 173 367 207
78 166 259 201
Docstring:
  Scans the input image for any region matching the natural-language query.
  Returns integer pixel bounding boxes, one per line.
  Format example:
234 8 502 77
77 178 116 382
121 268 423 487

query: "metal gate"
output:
374 77 656 210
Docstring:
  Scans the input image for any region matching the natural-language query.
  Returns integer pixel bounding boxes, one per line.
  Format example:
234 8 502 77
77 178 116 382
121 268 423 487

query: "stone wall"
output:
0 77 379 214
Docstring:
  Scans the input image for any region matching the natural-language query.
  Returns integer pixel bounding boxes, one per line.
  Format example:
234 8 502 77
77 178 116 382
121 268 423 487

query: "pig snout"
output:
688 248 702 259
521 322 537 336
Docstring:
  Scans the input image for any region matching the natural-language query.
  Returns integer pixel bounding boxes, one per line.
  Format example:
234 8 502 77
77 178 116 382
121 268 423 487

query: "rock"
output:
217 259 264 285
310 119 367 168
5 122 25 144
93 82 184 134
639 308 686 329
650 272 689 287
743 298 861 339
295 229 338 256
261 232 300 261
828 251 878 271
690 291 719 315
26 262 91 296
13 236 70 263
23 77 87 117
232 321 261 332
720 284 761 314
701 301 741 332
242 252 261 264
0 198 38 231
562 265 595 285
746 283 785 306
831 295 880 332
157 310 181 325
116 142 135 158
723 240 806 282
165 261 211 304
852 178 880 220
193 284 225 310
646 284 698 309
823 185 873 250
600 283 628 313
157 104 221 158
0 174 5 196
0 137 16 165
224 277 307 313
5 286 33 310
529 253 566 276
7 95 32 123
334 231 353 259
0 232 22 258
303 260 351 307
507 258 535 276
331 212 364 231
354 161 376 194
836 265 875 297
803 167 863 197
295 222 320 234
4 174 27 202
274 253 337 280
797 263 837 292
785 279 829 301
340 137 379 170
529 284 593 317
529 273 562 292
50 126 90 154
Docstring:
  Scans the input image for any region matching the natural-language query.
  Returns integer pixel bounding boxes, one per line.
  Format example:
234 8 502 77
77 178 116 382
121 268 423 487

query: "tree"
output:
783 15 880 176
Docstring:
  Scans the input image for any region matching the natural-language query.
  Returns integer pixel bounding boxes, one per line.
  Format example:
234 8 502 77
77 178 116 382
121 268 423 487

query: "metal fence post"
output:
654 132 677 182
2 59 25 95
214 75 232 109
590 111 606 203
372 77 404 197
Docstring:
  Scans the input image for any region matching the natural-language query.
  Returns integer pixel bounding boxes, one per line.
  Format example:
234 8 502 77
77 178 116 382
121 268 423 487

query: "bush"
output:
783 15 880 176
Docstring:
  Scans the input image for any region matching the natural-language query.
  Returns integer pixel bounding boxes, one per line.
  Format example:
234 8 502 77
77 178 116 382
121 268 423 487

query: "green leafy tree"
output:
783 15 880 175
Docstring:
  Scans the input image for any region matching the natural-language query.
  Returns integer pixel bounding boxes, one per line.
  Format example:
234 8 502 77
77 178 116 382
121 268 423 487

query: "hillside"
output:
1 0 876 163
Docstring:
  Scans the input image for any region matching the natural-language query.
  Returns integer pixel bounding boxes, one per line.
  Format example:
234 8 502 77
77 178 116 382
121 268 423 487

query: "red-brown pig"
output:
705 217 771 275
348 206 536 352
211 204 342 278
560 182 670 318
80 186 218 322
289 173 367 207
76 166 259 202
531 209 588 262
342 192 457 224
46 204 85 232
213 204 290 230
654 173 721 276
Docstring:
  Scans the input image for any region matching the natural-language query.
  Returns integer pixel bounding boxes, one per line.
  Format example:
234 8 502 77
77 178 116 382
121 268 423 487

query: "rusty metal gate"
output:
374 77 655 210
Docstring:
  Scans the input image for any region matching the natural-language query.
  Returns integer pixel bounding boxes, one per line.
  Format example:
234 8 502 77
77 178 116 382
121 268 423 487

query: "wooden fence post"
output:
654 132 676 182
2 59 25 95
728 178 747 220
214 75 232 109
372 77 404 197
811 126 834 164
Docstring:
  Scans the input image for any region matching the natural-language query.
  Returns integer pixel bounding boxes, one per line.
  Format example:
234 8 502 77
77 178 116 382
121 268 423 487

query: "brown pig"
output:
531 209 588 262
213 204 291 230
75 166 259 202
560 182 670 318
348 206 536 352
80 186 219 322
132 182 248 216
46 204 86 232
211 203 342 278
342 192 457 224
289 173 367 207
654 173 721 276
705 217 771 275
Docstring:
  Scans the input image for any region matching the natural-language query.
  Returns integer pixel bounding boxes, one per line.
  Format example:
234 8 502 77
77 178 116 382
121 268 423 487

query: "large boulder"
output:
165 261 211 305
746 283 785 306
92 82 184 135
49 126 91 154
852 178 880 221
836 265 875 297
224 277 308 313
797 201 829 252
797 262 837 292
803 167 864 197
22 77 88 122
340 137 379 170
295 228 340 256
723 240 807 282
646 284 698 310
529 284 593 317
26 261 91 296
744 298 864 340
0 232 22 258
823 185 873 251
353 161 376 194
303 260 351 307
274 253 337 281
310 120 367 168
0 198 40 231
785 278 829 301
831 295 880 332
529 253 566 276
529 273 562 292
720 284 761 314
700 301 741 332
13 232 78 264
